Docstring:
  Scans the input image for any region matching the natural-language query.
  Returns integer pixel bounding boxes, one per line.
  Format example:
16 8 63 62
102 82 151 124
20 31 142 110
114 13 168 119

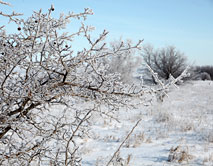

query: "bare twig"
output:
0 0 11 6
106 119 142 166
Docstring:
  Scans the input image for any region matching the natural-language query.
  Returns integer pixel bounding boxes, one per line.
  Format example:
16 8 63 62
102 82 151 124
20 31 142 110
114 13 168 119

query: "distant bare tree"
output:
103 39 142 84
141 45 187 83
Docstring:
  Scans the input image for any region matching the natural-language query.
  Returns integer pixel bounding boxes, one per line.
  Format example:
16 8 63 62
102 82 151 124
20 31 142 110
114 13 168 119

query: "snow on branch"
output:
0 3 186 165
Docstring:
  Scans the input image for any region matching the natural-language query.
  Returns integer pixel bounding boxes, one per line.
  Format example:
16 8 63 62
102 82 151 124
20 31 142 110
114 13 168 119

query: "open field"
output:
80 81 213 165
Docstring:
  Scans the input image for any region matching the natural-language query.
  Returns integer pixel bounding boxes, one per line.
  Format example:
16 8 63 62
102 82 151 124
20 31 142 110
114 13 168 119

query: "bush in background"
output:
194 66 213 80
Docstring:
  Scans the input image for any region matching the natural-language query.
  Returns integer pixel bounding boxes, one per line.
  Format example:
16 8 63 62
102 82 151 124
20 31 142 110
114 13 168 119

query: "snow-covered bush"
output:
0 1 190 165
0 2 155 165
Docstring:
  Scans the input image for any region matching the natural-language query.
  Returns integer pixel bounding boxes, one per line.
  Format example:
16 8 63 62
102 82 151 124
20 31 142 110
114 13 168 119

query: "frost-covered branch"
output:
106 119 141 166
0 1 22 23
0 0 10 6
0 2 185 165
0 4 147 165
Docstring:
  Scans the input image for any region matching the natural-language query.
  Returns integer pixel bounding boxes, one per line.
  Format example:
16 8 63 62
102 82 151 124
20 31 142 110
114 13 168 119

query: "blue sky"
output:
1 0 213 65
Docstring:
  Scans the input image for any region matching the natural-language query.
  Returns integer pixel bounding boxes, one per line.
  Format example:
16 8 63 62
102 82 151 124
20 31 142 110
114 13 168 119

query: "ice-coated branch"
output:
0 0 10 6
106 119 141 166
0 4 147 165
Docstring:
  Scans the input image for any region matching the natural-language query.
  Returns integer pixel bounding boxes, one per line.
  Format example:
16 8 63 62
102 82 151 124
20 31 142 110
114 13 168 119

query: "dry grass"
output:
110 153 132 166
123 131 152 148
168 145 193 164
203 153 213 165
207 131 213 143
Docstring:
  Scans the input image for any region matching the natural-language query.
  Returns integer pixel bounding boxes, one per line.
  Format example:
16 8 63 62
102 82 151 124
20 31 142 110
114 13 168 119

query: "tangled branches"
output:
0 5 146 165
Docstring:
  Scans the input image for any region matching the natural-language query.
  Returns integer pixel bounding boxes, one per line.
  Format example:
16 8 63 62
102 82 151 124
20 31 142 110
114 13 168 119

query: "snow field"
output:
80 81 213 165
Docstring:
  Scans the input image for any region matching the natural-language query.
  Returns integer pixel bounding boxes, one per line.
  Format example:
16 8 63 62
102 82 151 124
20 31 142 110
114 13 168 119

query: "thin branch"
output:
0 0 11 6
106 119 141 166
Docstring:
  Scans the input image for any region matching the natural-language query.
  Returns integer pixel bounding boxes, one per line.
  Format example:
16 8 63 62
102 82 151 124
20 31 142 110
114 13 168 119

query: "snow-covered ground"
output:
80 81 213 165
